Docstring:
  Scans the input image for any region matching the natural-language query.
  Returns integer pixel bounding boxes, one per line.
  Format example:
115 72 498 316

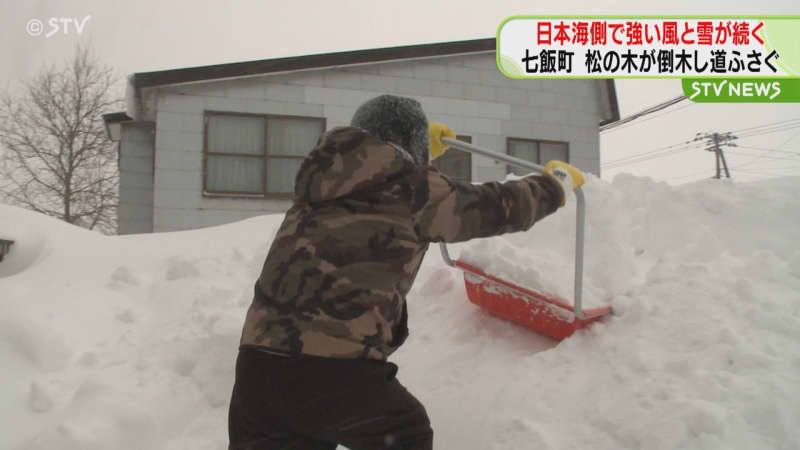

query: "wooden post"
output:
713 133 721 179
719 147 731 178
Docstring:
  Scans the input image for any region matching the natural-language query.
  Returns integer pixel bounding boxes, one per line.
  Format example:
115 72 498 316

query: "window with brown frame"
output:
432 135 472 183
203 111 325 197
506 138 569 176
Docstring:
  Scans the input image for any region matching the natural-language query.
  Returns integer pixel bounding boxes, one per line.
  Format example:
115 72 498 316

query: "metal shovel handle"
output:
438 137 586 320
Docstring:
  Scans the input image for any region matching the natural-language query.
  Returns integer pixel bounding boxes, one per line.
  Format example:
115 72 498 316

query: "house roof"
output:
102 112 133 124
132 38 497 89
106 38 619 129
602 79 619 126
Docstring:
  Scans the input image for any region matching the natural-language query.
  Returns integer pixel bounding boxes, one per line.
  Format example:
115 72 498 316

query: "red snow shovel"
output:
438 137 612 340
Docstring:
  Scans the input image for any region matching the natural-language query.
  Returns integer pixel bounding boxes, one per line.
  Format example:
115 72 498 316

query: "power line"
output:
667 148 799 181
737 127 800 140
733 145 800 156
604 143 702 169
601 101 796 166
727 117 800 134
772 128 800 149
601 104 800 180
601 101 695 134
667 168 718 181
735 124 800 139
729 129 800 169
600 95 687 132
693 132 736 178
604 143 699 167
659 126 800 180
726 150 800 162
602 139 696 166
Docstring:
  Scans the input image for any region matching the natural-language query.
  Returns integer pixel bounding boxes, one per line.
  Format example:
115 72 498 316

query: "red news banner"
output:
497 16 800 102
498 17 796 77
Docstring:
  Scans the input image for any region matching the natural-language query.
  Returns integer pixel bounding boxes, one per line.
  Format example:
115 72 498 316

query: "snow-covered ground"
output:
1 174 799 450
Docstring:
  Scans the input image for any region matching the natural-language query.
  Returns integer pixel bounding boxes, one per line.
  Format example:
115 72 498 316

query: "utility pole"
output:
694 131 737 179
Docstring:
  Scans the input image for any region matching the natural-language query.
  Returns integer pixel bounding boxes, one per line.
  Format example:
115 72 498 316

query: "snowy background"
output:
3 1 800 184
2 173 799 449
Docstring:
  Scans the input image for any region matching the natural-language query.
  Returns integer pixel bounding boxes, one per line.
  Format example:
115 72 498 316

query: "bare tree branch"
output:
0 43 121 234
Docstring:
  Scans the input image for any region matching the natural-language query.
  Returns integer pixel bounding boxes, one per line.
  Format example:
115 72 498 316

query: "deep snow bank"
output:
1 175 799 450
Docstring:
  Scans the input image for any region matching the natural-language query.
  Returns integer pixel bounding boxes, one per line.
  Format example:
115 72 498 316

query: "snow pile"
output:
1 175 799 450
459 174 800 308
442 174 800 449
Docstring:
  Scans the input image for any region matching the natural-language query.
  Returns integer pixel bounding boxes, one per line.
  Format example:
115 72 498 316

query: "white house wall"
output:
150 53 604 231
118 122 155 234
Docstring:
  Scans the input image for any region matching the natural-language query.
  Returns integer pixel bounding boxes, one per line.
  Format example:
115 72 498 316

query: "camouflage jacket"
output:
239 126 562 360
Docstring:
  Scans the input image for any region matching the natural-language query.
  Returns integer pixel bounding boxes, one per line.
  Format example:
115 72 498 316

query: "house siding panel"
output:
118 122 155 234
141 53 604 232
413 63 448 81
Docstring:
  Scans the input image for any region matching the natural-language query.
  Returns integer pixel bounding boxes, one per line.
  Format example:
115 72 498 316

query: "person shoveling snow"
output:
228 94 584 450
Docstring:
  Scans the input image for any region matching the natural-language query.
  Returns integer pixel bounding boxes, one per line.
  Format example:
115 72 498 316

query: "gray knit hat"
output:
351 95 429 166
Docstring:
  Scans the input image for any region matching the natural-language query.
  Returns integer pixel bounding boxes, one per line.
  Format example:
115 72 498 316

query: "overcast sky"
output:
1 0 799 184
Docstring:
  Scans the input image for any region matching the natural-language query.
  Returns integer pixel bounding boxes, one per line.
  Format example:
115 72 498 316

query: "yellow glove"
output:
429 122 456 160
543 160 585 206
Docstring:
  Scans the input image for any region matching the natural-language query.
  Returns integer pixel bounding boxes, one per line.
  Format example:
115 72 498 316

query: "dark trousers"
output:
228 347 433 450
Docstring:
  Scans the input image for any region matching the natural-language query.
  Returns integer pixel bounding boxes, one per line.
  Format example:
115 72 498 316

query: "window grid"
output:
506 137 570 175
203 111 325 198
432 135 472 183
